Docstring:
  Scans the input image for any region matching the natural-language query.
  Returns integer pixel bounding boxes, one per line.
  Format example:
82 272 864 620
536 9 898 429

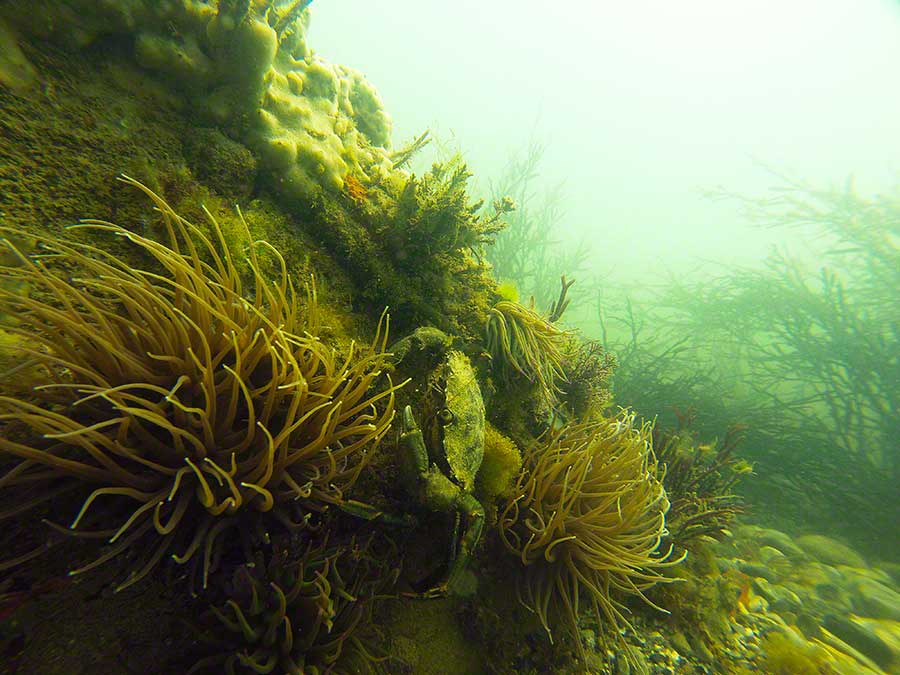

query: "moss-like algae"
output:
300 158 501 339
476 423 523 506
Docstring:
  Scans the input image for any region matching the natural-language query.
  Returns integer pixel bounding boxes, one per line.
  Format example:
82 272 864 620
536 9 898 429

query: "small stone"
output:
880 562 900 585
759 545 788 563
746 594 769 613
753 578 803 613
648 650 666 664
692 638 715 663
841 564 895 587
737 561 779 582
798 560 844 587
670 630 692 656
795 612 821 638
823 614 895 670
796 534 867 568
755 527 807 560
851 578 900 622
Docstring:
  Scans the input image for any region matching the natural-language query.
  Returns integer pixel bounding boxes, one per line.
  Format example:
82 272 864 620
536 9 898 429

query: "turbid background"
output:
310 0 900 285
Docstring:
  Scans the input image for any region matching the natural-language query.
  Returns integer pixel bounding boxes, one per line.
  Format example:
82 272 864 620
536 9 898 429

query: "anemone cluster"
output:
499 410 683 657
0 177 401 590
0 176 715 672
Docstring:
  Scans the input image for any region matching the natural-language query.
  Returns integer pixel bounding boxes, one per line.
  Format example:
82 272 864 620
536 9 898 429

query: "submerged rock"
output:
752 577 803 614
755 527 809 560
796 534 868 568
823 614 897 670
851 578 900 622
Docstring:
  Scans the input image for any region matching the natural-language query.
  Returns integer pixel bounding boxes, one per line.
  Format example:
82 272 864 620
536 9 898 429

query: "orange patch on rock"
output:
344 174 368 203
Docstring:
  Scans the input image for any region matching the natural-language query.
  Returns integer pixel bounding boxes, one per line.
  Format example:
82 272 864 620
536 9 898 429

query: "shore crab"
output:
390 328 487 596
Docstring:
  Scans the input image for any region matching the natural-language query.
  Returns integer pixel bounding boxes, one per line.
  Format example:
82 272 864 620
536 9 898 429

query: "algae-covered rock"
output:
2 1 395 201
759 629 838 675
0 19 36 93
183 127 257 199
851 578 900 622
752 577 803 614
823 614 897 671
746 525 809 561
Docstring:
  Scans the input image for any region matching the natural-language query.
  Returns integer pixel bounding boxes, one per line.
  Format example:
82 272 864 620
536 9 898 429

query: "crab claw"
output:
398 405 429 490
401 405 419 433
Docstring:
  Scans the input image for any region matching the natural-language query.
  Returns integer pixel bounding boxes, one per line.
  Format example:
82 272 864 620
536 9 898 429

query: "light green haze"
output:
310 0 900 285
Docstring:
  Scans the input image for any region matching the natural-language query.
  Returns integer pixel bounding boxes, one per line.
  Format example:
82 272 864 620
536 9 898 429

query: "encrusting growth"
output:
0 176 403 590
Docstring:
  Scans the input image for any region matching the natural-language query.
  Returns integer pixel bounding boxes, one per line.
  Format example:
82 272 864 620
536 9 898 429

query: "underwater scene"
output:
0 1 898 673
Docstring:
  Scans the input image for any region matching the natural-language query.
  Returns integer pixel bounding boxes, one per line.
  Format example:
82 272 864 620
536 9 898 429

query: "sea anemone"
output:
0 176 402 590
499 410 682 658
484 299 570 403
190 538 393 675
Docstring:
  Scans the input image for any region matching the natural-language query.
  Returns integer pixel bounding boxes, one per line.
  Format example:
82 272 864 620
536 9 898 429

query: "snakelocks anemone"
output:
484 299 570 404
0 176 403 590
190 537 394 675
499 410 683 659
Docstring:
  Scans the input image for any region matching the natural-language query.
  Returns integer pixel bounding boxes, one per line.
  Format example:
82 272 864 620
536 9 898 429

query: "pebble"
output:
796 534 868 568
563 524 898 675
758 545 789 567
851 578 900 622
823 613 895 670
737 561 779 582
754 527 807 560
752 577 802 613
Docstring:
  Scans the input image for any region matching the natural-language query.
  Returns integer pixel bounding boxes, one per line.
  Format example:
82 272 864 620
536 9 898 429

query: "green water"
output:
0 2 897 674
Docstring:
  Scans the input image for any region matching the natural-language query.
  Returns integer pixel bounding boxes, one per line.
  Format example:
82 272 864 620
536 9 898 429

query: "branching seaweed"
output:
654 409 747 548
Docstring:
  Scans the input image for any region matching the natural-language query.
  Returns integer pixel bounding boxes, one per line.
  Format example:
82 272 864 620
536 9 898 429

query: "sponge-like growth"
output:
2 2 396 201
476 423 522 504
249 49 393 201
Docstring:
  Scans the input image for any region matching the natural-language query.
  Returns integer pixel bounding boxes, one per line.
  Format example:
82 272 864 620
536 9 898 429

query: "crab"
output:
336 328 487 595
390 328 487 596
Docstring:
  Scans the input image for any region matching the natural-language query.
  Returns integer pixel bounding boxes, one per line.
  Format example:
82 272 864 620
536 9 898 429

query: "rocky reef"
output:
1 3 897 675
